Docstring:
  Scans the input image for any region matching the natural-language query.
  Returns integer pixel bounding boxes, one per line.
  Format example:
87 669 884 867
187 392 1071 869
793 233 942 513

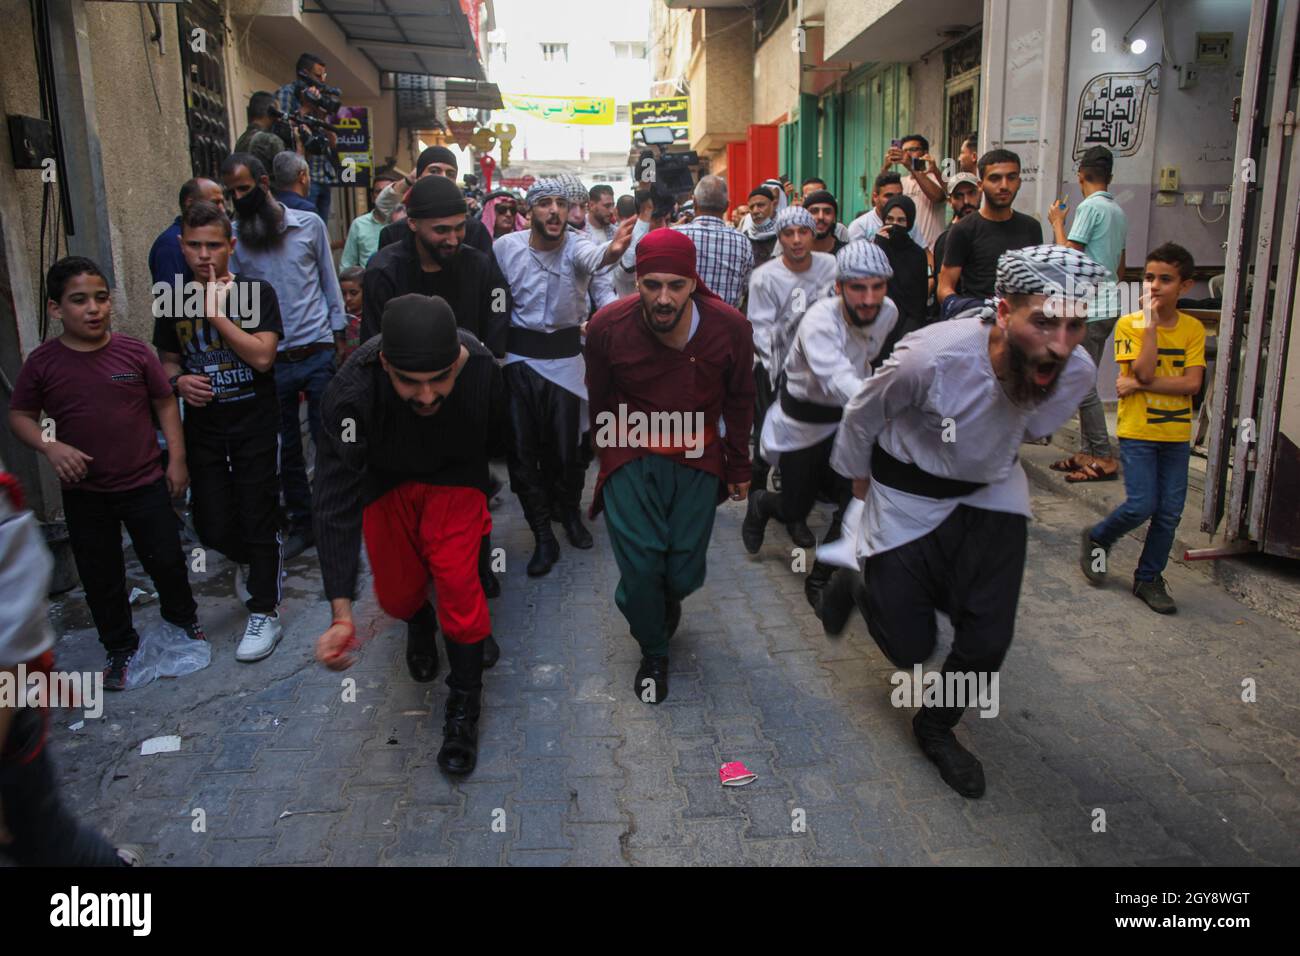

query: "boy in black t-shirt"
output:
937 148 1044 318
153 201 286 663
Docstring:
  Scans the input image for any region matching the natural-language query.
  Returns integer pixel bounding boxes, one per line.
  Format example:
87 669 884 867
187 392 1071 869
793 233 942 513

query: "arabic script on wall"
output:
1073 64 1160 159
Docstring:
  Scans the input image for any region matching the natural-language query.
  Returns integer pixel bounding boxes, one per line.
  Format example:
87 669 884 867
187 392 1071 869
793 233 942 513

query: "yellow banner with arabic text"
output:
501 93 615 126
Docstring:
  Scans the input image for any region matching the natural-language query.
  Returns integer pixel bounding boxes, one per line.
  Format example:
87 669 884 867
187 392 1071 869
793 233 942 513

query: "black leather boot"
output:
405 602 439 682
913 707 984 798
559 508 594 549
479 533 500 599
742 489 778 554
482 633 500 668
437 638 485 775
526 522 560 577
819 567 864 636
804 560 836 613
634 654 669 704
785 519 816 549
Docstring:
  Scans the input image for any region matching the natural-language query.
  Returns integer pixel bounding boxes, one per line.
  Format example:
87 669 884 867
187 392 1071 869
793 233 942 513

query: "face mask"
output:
233 185 267 218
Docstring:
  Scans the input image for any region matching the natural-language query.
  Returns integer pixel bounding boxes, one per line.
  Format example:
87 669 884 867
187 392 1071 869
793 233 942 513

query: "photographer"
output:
275 53 340 224
880 134 947 249
234 92 285 155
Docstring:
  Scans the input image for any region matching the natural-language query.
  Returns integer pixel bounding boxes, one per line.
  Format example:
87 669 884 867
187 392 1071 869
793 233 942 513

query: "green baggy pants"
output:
602 455 721 657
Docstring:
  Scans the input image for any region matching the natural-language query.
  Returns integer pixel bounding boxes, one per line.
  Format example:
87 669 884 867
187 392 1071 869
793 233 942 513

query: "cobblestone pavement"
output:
39 469 1300 866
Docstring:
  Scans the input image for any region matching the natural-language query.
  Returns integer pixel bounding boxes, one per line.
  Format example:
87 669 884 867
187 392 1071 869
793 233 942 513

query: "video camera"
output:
288 111 339 156
295 70 342 114
635 126 697 220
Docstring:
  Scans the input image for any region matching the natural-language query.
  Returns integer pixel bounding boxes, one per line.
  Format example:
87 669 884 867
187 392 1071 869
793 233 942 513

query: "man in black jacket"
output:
362 176 511 598
375 146 494 257
313 294 509 776
361 176 510 355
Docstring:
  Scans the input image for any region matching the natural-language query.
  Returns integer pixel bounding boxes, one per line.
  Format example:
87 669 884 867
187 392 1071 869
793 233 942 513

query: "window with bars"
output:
541 42 568 63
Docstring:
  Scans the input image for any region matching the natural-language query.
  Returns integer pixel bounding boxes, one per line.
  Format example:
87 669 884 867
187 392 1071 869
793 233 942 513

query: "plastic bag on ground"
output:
124 620 212 690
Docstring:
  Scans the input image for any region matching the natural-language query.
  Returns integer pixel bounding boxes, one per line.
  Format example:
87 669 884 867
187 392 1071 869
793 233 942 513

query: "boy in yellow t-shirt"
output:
1080 243 1205 613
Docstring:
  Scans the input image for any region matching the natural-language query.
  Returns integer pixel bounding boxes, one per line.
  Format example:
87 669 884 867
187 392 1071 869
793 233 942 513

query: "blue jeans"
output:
274 348 335 531
1090 438 1191 581
308 181 332 225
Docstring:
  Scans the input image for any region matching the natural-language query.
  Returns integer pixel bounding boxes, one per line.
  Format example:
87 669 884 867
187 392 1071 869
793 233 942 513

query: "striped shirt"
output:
676 216 754 310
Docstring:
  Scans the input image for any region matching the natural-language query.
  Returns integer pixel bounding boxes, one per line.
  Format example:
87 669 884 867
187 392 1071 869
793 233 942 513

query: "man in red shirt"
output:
585 230 755 704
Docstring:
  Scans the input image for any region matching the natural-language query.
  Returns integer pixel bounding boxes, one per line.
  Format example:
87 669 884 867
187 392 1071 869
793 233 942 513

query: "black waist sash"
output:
870 442 987 499
507 325 582 359
779 381 843 424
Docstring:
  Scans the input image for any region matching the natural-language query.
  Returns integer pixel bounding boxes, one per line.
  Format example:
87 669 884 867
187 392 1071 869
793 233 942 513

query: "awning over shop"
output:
304 0 486 81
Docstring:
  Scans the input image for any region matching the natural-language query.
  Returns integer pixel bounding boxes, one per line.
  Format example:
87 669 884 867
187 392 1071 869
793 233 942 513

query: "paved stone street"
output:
39 466 1300 867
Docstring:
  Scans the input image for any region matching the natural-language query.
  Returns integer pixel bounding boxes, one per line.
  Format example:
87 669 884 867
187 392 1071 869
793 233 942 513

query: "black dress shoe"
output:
741 490 770 554
436 688 481 775
405 610 440 683
560 510 594 549
482 634 500 668
913 711 985 798
634 654 669 704
526 529 560 577
664 597 682 640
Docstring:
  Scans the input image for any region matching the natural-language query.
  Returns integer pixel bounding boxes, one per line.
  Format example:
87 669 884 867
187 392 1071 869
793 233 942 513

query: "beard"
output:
641 296 689 334
841 290 881 328
407 393 444 416
417 232 459 266
1005 335 1064 406
234 190 284 252
531 215 562 240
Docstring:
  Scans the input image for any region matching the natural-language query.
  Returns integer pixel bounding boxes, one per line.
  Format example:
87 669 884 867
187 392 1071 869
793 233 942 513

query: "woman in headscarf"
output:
481 189 525 240
873 194 930 336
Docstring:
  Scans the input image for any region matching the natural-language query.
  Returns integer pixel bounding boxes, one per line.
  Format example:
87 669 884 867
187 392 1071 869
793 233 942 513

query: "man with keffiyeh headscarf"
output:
743 240 902 609
819 244 1107 799
493 178 634 577
585 228 755 705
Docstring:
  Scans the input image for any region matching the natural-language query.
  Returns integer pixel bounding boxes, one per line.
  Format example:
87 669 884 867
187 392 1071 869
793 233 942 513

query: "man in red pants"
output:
312 294 509 775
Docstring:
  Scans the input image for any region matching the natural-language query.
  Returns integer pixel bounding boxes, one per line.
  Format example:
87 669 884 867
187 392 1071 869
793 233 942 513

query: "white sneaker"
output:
233 563 251 603
236 612 282 662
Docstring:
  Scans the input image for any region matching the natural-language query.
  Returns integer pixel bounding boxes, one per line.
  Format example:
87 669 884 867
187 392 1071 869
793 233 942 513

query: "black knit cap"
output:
803 189 837 212
406 175 467 219
381 294 460 372
416 145 458 176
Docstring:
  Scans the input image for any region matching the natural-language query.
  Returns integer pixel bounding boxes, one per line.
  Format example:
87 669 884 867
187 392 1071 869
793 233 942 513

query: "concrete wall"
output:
1061 0 1247 273
691 9 753 156
909 54 948 163
823 0 899 61
0 0 191 346
981 0 1071 221
754 13 800 125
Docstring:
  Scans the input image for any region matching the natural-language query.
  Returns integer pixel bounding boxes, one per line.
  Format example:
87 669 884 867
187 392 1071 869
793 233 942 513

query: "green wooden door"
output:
840 64 912 222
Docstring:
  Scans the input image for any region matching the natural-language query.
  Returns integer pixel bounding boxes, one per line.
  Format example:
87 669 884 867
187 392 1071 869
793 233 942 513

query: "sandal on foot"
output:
1064 460 1118 483
1050 453 1089 472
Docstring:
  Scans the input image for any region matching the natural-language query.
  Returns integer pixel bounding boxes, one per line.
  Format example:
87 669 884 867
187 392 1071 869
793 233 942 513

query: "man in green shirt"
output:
1048 145 1128 482
340 169 404 269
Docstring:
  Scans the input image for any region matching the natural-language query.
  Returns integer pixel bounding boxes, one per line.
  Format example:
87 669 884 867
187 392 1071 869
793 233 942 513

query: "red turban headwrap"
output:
634 228 720 300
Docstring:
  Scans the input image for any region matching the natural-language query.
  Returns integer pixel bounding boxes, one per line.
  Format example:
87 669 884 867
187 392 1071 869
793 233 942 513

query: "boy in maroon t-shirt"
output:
8 257 204 691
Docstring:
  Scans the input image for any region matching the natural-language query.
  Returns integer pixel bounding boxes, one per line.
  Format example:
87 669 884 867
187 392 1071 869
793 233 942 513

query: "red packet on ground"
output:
719 761 757 787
